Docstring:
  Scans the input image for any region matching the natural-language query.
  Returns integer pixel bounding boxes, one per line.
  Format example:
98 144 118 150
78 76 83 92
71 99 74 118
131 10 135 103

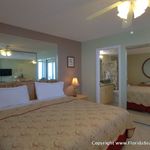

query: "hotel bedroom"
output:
0 0 150 150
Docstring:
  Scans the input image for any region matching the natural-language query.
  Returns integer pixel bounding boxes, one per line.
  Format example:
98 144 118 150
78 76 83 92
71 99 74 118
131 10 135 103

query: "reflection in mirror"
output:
142 58 150 79
0 33 58 83
100 49 118 89
127 44 150 85
0 50 37 82
127 45 150 119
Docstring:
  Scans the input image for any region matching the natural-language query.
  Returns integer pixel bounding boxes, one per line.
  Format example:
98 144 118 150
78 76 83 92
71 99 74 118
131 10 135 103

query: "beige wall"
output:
128 53 150 85
0 23 81 92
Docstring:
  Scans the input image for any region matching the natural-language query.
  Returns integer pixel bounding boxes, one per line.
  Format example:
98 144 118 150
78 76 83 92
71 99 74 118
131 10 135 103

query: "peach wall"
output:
0 23 81 94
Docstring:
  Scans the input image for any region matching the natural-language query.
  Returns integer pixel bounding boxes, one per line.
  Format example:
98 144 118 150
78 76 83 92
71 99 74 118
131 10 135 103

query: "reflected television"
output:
0 69 12 76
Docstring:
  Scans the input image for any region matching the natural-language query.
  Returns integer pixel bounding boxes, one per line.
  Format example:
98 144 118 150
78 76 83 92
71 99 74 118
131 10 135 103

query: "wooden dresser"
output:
100 84 114 104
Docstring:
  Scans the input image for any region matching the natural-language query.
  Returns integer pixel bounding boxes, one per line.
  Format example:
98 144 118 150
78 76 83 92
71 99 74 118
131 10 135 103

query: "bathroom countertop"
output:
100 83 114 87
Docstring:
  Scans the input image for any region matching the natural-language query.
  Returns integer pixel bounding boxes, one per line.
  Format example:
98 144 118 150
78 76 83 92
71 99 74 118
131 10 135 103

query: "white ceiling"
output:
0 0 150 41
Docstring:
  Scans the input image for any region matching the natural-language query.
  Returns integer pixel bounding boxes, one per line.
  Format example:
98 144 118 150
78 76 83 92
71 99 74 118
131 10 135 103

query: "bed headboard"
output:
0 80 58 100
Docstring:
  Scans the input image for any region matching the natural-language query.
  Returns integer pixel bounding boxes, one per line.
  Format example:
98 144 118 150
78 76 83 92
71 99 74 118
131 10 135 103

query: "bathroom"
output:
100 49 119 105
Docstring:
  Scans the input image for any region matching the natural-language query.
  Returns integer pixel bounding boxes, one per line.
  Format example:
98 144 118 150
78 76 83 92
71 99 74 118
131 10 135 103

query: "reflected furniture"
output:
127 85 150 113
100 83 114 104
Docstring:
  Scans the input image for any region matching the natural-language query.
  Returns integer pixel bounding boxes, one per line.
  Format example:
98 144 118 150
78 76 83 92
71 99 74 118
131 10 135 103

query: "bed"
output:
0 82 135 150
127 85 150 113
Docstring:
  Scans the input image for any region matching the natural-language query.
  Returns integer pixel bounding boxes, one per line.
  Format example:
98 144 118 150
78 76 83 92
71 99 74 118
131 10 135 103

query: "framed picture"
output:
67 56 75 68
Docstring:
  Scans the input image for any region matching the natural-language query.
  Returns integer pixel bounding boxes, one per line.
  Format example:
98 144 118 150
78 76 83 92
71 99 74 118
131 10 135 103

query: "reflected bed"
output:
127 85 150 113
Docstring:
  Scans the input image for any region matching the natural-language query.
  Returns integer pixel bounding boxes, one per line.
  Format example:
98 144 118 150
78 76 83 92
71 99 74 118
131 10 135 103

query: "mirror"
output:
127 45 150 85
0 33 58 83
100 49 118 89
0 50 37 82
142 58 150 79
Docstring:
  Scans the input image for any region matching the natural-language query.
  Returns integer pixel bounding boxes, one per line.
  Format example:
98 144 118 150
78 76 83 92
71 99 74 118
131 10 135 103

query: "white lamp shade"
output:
117 0 149 19
72 77 79 87
134 0 149 18
6 51 12 56
117 1 130 19
0 50 12 56
1 50 7 56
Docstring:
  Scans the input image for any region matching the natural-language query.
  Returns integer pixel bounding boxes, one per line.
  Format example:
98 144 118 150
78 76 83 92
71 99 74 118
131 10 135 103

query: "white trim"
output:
118 46 121 107
118 46 127 108
96 49 100 103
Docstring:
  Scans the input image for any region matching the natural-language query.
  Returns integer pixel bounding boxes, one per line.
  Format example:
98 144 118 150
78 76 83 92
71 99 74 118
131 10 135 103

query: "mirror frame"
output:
142 57 150 79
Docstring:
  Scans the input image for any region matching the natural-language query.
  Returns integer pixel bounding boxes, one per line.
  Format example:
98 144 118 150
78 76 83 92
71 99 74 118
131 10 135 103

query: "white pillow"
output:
35 82 65 100
0 85 30 109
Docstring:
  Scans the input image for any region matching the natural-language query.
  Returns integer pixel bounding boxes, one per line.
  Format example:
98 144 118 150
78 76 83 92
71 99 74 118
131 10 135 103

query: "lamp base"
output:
73 94 77 97
72 87 77 97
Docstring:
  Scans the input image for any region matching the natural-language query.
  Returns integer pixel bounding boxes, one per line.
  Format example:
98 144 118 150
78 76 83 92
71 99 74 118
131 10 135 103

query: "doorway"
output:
96 45 122 107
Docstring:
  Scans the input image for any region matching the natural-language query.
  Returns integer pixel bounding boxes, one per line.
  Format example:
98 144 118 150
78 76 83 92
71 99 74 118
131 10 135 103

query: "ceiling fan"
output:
0 45 12 57
87 0 150 28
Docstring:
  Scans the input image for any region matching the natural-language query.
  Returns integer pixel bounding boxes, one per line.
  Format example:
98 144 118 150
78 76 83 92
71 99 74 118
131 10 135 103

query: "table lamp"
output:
72 77 79 97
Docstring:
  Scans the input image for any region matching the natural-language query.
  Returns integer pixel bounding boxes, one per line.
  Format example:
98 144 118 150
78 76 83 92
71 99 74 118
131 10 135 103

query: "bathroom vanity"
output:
100 83 114 104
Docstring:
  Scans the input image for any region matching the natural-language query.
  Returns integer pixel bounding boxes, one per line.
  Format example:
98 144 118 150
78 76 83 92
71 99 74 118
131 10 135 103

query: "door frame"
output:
96 45 123 106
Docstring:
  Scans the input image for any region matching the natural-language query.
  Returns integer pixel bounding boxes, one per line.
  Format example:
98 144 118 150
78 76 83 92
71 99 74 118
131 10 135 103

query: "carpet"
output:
128 110 150 126
122 122 150 150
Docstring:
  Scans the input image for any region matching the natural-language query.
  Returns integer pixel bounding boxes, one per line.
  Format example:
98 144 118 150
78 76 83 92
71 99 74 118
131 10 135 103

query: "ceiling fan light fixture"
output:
0 49 12 56
6 51 12 56
133 0 149 18
32 60 37 64
0 50 7 56
117 1 130 19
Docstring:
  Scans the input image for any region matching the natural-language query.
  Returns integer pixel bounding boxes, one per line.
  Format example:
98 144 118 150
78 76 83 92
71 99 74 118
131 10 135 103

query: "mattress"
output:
0 97 134 150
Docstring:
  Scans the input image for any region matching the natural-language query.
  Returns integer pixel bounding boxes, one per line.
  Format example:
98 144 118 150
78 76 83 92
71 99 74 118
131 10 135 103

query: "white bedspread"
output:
0 97 134 150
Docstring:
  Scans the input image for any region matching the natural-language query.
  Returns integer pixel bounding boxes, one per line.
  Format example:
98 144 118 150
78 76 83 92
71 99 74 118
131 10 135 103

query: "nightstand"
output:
74 94 88 100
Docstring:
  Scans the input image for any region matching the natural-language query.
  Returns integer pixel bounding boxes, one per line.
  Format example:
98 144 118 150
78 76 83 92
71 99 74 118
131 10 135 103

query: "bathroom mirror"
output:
142 57 150 79
0 33 58 82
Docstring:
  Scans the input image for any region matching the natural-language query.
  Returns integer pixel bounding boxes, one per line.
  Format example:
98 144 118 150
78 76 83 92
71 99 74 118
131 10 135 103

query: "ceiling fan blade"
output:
87 1 122 20
122 2 134 28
